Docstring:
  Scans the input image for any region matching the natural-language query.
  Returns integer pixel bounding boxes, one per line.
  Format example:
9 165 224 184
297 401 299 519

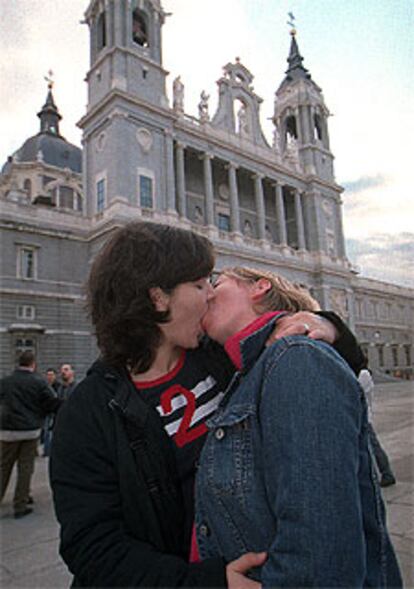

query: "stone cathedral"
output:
0 0 413 379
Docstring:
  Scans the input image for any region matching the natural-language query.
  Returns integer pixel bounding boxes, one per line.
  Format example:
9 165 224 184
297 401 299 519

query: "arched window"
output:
285 115 297 141
314 114 323 141
97 11 107 51
132 9 148 47
23 179 32 198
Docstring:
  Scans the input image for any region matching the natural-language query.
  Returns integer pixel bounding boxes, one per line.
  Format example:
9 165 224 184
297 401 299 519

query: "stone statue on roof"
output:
198 90 210 123
173 76 184 114
237 103 249 136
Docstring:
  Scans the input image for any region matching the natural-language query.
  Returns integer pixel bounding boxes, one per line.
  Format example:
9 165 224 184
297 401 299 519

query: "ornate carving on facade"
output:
194 205 204 224
283 136 300 170
330 288 349 319
272 124 281 153
136 127 153 153
243 219 253 237
218 183 230 201
95 132 107 152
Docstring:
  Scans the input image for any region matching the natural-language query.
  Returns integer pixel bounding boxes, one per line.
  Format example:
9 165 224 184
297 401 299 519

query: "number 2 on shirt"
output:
160 385 208 447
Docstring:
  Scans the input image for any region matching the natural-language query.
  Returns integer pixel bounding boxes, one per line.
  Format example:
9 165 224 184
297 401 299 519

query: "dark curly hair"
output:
86 221 215 373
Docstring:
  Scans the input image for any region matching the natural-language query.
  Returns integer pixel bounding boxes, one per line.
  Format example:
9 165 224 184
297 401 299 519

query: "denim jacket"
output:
195 318 402 587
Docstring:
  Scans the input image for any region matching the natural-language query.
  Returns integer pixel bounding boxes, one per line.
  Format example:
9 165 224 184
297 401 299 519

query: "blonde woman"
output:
195 267 402 588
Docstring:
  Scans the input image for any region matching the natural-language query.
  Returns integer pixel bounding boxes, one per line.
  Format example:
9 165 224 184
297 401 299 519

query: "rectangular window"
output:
16 305 36 320
404 345 411 367
60 186 75 209
139 175 153 208
218 213 230 232
377 344 384 367
14 338 36 364
18 247 36 280
96 179 106 212
391 346 399 367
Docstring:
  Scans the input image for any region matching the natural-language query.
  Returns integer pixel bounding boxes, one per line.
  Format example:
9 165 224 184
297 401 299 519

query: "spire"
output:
284 31 311 82
37 71 62 136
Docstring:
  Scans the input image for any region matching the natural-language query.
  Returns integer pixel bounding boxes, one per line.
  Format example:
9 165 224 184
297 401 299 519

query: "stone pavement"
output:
1 381 413 588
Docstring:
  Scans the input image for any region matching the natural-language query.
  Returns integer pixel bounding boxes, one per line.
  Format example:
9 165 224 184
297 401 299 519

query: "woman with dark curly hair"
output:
50 221 365 588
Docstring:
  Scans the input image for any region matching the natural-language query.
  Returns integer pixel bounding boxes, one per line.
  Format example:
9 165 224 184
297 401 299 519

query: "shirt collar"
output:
224 311 286 371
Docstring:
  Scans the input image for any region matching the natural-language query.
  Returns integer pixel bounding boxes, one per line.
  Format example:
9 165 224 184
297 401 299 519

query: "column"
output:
274 181 287 245
112 0 127 90
113 0 123 45
227 162 240 233
334 196 346 258
164 130 176 213
176 142 186 218
294 188 306 250
105 0 113 47
253 174 266 240
346 289 356 331
125 0 133 46
203 153 215 226
302 105 312 144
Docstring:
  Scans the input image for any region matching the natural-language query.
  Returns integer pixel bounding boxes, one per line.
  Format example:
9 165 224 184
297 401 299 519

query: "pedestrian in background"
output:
46 368 59 393
0 351 62 518
57 364 76 400
42 368 60 457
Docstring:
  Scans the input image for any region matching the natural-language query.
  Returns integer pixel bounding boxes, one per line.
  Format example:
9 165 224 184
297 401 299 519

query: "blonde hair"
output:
220 266 320 314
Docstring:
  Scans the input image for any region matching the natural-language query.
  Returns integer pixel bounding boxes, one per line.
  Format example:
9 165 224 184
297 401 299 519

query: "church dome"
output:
2 85 81 175
14 133 82 173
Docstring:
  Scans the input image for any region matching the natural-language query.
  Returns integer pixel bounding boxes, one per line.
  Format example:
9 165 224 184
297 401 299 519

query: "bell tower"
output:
84 0 168 109
79 0 174 218
273 29 334 181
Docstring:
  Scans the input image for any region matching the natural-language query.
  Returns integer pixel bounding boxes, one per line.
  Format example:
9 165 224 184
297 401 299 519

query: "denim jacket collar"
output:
207 313 286 429
227 312 286 374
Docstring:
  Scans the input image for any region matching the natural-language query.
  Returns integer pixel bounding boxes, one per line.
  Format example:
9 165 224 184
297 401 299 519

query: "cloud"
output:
342 174 388 194
346 233 414 287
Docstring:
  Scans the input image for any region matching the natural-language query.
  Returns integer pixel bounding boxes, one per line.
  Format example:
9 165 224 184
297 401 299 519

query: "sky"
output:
1 0 413 288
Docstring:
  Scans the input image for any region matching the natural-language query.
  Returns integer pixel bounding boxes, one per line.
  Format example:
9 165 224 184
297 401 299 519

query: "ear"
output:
250 278 271 302
149 287 170 312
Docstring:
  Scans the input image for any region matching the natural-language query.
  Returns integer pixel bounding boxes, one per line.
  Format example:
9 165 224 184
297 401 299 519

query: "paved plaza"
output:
1 381 413 588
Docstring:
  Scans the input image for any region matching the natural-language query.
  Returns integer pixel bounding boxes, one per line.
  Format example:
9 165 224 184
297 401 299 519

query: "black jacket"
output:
50 359 227 588
0 368 61 431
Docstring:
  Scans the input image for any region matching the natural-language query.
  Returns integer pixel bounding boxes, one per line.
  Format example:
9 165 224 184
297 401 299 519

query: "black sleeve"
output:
36 378 63 416
316 311 366 375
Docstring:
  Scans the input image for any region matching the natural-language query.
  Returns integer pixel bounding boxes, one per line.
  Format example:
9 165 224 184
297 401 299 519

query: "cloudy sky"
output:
1 0 413 287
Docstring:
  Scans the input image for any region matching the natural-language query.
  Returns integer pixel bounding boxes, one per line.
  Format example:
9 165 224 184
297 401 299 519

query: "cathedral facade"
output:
0 0 413 379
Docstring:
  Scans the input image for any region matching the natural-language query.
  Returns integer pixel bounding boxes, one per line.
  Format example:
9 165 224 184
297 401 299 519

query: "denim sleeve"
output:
259 340 366 588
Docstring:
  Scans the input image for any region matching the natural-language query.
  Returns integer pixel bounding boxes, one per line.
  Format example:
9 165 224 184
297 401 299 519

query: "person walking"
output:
0 351 62 518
